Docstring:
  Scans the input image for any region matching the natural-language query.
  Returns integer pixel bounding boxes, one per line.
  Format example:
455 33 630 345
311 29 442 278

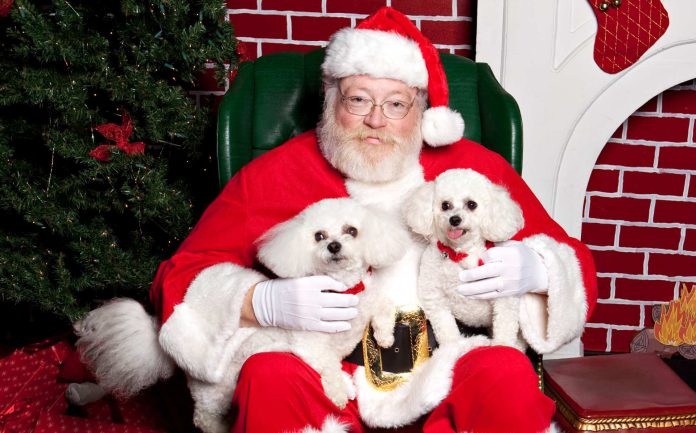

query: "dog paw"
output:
374 328 395 348
321 375 350 409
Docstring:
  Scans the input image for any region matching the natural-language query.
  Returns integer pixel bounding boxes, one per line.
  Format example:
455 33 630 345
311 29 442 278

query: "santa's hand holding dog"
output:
76 7 596 433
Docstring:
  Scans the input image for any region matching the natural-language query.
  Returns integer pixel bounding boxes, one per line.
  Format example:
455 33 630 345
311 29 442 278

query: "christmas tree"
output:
0 0 237 336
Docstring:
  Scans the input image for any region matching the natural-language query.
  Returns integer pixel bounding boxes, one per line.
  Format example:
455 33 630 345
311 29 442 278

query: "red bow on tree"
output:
89 111 145 162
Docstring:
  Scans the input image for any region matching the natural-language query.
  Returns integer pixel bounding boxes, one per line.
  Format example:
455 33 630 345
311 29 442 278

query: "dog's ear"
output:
480 184 524 242
402 182 435 238
256 216 315 278
361 207 410 268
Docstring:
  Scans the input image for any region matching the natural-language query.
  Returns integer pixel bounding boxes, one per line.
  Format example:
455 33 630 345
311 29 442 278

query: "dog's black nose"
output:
449 215 462 226
327 241 342 254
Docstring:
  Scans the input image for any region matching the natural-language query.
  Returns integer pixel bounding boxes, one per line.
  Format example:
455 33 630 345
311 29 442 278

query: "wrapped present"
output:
543 352 696 432
33 411 166 433
0 340 71 433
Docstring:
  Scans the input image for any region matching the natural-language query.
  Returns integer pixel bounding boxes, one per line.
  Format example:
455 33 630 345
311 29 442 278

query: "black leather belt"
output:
344 321 490 373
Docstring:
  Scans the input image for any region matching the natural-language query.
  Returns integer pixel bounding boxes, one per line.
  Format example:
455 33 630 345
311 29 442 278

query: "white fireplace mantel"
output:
476 0 696 357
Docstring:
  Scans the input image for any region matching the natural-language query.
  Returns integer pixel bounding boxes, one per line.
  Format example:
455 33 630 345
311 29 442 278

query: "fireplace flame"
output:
654 284 696 346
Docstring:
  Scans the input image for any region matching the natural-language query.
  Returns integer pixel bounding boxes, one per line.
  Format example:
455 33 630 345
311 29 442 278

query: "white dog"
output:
403 169 526 350
187 197 409 433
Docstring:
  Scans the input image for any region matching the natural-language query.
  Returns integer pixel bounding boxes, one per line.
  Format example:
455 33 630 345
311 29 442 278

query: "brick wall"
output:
581 80 696 353
225 0 476 60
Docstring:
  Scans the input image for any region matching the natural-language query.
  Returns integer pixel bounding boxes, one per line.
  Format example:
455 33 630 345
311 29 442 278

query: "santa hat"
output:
321 7 464 147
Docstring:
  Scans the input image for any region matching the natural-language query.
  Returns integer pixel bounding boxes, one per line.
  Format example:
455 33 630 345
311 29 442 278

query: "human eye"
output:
348 96 369 105
387 100 408 109
384 100 410 117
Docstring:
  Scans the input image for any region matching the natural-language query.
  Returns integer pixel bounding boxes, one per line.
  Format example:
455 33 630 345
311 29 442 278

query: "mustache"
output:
341 127 400 146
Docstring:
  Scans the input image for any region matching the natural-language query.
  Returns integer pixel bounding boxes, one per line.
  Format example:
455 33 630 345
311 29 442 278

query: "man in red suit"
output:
126 7 596 433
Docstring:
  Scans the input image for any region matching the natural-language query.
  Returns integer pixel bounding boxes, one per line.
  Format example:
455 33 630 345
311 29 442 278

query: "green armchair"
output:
216 49 523 188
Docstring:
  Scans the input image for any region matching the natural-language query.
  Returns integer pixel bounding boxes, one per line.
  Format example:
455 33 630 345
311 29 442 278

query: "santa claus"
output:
77 7 596 433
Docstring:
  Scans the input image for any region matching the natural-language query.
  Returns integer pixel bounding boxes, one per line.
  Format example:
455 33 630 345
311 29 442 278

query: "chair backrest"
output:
217 49 523 189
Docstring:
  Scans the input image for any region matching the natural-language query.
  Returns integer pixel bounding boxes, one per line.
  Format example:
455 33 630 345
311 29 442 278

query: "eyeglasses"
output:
338 88 415 120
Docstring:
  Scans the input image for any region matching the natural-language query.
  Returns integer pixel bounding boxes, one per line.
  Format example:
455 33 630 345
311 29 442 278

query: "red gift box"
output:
543 353 696 432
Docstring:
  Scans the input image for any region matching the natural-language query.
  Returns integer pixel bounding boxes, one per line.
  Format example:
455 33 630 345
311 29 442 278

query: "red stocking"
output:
588 0 669 74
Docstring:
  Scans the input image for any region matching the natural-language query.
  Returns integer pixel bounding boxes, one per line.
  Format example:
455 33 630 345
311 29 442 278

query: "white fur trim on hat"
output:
322 28 428 88
422 106 465 147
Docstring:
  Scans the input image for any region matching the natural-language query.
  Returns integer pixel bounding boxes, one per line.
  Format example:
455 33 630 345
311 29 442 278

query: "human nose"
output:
363 103 388 128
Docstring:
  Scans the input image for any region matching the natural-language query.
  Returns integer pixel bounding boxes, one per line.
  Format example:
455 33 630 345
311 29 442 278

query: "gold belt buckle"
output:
362 308 431 390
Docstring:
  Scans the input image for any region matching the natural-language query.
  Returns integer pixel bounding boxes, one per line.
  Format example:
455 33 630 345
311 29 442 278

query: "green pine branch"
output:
0 0 238 326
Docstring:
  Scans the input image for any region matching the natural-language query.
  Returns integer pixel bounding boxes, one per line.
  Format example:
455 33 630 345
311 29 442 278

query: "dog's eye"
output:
466 200 478 210
345 226 358 237
314 231 327 242
441 201 453 211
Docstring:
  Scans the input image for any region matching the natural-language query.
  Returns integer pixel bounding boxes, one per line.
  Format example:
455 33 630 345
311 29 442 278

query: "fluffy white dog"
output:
403 169 526 350
187 197 409 433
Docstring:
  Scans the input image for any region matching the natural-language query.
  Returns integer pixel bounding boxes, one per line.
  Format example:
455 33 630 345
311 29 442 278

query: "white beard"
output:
317 102 423 183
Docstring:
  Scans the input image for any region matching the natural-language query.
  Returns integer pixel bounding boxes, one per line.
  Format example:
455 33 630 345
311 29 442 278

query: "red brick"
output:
581 223 616 247
591 250 644 274
636 96 658 113
619 225 681 250
626 116 690 143
260 42 320 56
684 229 696 252
262 0 322 12
644 304 656 327
610 329 640 353
595 143 655 167
658 146 696 171
597 276 612 299
238 40 258 60
586 169 619 193
291 16 351 41
649 253 696 277
581 327 608 352
654 200 696 224
622 171 686 196
690 179 696 198
390 0 452 16
614 278 676 302
420 20 472 46
227 0 257 9
587 302 641 326
326 0 386 14
453 48 474 59
610 124 624 139
456 0 475 17
587 196 651 222
229 13 287 39
662 89 696 114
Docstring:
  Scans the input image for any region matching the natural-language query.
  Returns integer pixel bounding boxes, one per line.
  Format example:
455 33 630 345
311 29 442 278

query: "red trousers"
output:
230 346 555 433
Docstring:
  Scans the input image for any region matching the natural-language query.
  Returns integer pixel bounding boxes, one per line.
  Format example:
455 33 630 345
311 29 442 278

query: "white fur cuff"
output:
422 106 465 147
159 262 266 382
520 235 588 354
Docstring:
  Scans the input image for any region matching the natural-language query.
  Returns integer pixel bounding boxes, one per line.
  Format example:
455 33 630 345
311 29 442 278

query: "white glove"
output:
252 275 359 332
454 240 548 300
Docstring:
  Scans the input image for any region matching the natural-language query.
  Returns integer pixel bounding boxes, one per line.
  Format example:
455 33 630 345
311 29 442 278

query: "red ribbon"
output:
437 240 495 265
